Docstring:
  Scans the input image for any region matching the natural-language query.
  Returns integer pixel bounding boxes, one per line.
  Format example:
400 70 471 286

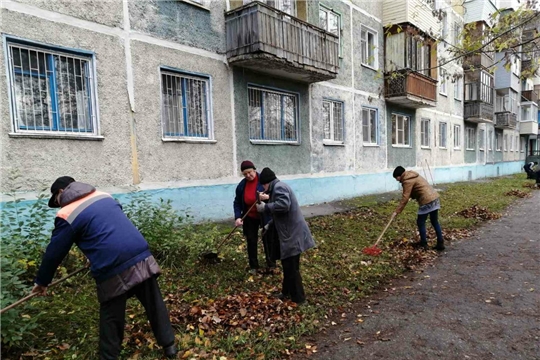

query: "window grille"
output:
248 86 298 142
323 100 344 142
7 42 96 135
161 70 211 139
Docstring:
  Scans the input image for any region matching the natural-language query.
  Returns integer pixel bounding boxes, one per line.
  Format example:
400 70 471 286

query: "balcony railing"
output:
521 89 538 103
225 2 339 83
464 53 493 70
494 112 517 129
464 101 493 123
384 70 437 108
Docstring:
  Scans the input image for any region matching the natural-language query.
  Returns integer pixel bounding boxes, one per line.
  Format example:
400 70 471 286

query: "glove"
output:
256 202 266 213
263 223 269 231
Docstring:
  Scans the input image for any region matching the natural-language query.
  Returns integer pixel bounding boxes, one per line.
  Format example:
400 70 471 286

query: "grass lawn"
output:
2 174 535 359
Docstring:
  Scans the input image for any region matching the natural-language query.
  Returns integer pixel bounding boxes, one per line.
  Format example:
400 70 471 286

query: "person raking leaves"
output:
32 176 178 359
392 166 445 251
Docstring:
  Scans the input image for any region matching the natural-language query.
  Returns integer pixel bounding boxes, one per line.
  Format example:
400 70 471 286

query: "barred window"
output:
323 100 344 143
161 70 211 139
7 41 97 135
248 86 298 142
362 107 378 144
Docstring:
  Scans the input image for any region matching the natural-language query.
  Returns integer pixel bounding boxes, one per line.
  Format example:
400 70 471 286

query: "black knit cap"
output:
48 176 75 208
393 166 405 178
259 167 277 185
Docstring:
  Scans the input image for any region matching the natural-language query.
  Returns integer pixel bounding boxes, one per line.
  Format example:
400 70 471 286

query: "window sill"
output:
439 92 448 97
439 147 448 150
420 146 431 150
250 140 300 146
363 143 379 147
454 98 462 102
392 145 412 148
162 138 216 144
361 63 378 72
181 0 210 11
479 148 485 152
8 132 104 141
466 148 475 151
323 140 345 146
453 147 461 151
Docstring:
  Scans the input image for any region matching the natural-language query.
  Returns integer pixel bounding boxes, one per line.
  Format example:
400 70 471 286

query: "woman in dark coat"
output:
256 168 315 304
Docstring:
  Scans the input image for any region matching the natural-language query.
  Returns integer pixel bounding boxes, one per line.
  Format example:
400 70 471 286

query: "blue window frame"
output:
248 85 298 142
6 40 96 134
161 69 211 139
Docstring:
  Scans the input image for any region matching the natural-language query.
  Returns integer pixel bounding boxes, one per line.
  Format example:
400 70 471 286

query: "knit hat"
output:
48 176 75 208
259 167 277 185
393 166 405 178
240 160 256 172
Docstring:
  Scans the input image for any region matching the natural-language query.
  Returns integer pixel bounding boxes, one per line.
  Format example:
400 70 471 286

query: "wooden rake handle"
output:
372 213 396 248
0 266 88 314
214 200 259 252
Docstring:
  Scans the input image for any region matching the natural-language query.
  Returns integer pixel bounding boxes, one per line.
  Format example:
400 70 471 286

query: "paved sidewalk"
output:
298 191 540 360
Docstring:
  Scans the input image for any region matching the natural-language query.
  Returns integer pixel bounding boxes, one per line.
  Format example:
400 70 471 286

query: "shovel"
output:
0 266 88 314
200 199 261 262
362 213 396 256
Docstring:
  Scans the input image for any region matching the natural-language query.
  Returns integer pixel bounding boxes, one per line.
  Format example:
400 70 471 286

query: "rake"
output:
362 213 396 256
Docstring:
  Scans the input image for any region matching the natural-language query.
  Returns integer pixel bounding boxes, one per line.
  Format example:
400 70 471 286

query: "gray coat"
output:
264 179 315 259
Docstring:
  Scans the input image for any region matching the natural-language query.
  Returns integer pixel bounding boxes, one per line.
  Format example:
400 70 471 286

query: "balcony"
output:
494 112 517 129
521 90 538 103
225 2 339 83
384 70 437 108
464 53 493 70
464 101 494 123
520 121 539 135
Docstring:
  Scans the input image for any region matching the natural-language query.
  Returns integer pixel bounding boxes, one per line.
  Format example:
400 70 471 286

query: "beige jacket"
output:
396 171 439 214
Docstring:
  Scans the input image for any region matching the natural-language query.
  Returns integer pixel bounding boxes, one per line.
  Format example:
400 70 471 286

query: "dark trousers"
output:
281 254 305 304
99 276 175 360
417 210 444 246
243 216 276 269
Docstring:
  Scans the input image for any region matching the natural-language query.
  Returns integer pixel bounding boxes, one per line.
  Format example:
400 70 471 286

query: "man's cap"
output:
48 176 75 208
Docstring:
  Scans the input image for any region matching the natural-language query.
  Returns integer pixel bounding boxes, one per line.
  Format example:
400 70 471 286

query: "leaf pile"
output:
522 182 539 190
455 205 502 221
505 189 532 198
171 292 301 334
418 228 472 243
387 239 438 270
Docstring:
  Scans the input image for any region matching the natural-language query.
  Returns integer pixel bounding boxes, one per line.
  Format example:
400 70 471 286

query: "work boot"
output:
163 344 178 358
433 244 445 252
411 241 428 250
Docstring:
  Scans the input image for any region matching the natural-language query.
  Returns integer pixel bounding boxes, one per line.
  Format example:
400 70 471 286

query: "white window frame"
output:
488 130 493 151
361 26 378 70
453 124 461 149
521 137 526 153
496 133 502 151
479 129 485 151
453 21 461 46
6 38 100 139
466 127 475 150
247 85 299 144
160 68 214 142
440 68 447 96
454 78 462 101
439 122 448 149
420 118 431 148
441 13 448 47
392 114 411 147
319 5 341 57
323 99 345 145
245 0 296 16
362 107 379 146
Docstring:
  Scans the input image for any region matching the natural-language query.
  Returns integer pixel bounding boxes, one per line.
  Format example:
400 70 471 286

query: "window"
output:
439 122 447 148
454 78 462 101
323 99 344 143
496 132 502 151
511 56 520 76
466 127 475 150
479 129 485 151
440 68 447 95
441 15 448 46
391 114 410 146
453 124 461 149
522 105 532 121
421 118 431 147
6 40 97 135
319 5 341 56
248 86 298 142
362 107 378 145
161 69 211 139
504 134 508 151
405 35 431 77
246 0 295 15
521 137 526 152
453 22 461 46
488 130 493 150
361 26 378 69
515 136 518 152
466 71 493 104
496 90 518 113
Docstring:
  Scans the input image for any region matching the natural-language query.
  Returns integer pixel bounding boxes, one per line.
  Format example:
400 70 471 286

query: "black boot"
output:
164 344 178 358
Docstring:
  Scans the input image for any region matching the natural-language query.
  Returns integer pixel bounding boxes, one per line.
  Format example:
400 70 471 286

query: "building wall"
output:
0 7 133 192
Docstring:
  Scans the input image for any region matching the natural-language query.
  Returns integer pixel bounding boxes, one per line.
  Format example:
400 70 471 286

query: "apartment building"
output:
0 0 526 221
